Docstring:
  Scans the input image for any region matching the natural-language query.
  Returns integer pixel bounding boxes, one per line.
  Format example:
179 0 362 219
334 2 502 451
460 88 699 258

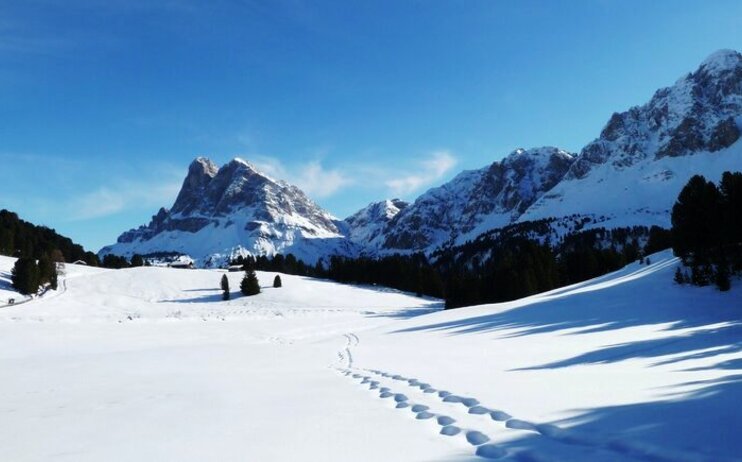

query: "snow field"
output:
0 251 740 461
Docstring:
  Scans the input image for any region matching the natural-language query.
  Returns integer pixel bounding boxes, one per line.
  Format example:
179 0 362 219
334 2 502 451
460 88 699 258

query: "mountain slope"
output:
100 157 358 265
343 199 408 247
373 147 575 253
520 49 742 227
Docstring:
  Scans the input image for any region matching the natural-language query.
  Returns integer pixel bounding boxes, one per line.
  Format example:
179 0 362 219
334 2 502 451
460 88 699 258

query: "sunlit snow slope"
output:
0 253 740 461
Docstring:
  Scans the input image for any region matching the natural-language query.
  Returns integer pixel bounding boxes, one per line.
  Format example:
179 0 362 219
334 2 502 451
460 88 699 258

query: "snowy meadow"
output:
0 252 740 461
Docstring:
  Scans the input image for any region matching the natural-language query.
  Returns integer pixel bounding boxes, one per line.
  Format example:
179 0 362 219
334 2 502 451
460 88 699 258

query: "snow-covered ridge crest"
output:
371 146 576 253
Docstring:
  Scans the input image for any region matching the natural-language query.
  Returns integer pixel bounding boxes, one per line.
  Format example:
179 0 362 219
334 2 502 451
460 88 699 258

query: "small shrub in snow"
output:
221 274 230 300
273 275 282 288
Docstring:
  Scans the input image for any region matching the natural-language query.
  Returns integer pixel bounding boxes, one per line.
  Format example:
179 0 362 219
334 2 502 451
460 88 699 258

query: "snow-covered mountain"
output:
100 157 357 265
521 49 742 227
343 199 408 247
102 49 742 265
365 49 742 253
370 147 575 253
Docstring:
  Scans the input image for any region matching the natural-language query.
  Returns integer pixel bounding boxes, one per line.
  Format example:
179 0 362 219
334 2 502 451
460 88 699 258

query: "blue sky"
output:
1 0 741 251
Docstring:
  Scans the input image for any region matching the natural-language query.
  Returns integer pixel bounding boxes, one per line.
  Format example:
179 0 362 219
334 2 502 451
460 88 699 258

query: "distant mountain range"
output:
100 49 742 266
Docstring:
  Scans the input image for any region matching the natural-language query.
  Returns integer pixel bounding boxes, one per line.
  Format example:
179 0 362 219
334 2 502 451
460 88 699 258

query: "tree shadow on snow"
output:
364 306 443 320
488 374 742 461
395 258 741 371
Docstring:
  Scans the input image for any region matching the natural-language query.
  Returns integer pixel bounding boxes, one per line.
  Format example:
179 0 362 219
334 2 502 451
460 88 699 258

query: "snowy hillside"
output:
1 252 740 461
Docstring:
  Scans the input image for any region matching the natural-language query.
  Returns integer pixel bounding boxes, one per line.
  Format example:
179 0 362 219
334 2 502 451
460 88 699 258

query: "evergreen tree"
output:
221 274 230 300
671 175 722 265
674 267 685 285
102 254 130 269
11 257 40 295
241 269 260 296
37 254 56 287
273 274 282 288
672 172 742 290
130 254 145 267
715 264 731 291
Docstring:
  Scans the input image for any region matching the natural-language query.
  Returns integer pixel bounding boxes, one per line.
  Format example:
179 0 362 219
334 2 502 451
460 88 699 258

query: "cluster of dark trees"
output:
231 254 315 276
99 253 149 269
11 254 60 295
438 225 670 308
322 254 444 298
671 172 742 290
0 210 98 265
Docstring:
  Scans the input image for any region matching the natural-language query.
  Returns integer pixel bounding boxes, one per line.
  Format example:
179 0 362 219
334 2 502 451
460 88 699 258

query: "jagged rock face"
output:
343 199 408 246
568 49 742 180
377 147 575 252
101 157 352 265
171 157 219 216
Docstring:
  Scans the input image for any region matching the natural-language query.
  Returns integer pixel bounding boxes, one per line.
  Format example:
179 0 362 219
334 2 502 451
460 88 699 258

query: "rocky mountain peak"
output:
567 49 742 180
101 156 351 265
696 49 742 76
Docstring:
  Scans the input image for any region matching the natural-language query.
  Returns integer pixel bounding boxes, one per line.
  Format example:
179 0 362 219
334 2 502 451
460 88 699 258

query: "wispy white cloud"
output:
251 156 353 199
385 150 457 196
70 183 181 220
69 179 182 221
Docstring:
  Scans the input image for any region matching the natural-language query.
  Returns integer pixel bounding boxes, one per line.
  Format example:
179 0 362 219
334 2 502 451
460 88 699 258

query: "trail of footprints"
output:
340 367 510 459
336 333 690 462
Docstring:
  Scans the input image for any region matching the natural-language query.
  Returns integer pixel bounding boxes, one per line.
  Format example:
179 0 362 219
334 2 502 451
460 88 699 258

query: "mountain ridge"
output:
100 49 742 265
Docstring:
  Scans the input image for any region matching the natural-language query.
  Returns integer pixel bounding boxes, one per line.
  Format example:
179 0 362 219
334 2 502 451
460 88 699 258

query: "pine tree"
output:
674 267 685 285
273 274 282 288
715 264 731 292
131 254 145 267
11 257 40 295
241 269 260 296
37 254 55 286
221 274 230 300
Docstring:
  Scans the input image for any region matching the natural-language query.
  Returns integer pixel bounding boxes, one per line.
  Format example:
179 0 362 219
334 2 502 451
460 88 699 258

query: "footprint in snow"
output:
490 410 511 421
465 430 490 446
476 444 507 459
468 405 490 415
436 416 456 426
442 395 480 407
440 425 461 436
505 419 537 432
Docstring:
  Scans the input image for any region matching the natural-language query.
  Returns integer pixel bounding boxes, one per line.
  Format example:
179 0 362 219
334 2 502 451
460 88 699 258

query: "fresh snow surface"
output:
1 251 741 461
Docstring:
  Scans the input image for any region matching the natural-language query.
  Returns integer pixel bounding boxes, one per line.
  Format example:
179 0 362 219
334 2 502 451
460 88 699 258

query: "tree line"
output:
0 209 98 265
227 223 672 309
671 171 742 290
